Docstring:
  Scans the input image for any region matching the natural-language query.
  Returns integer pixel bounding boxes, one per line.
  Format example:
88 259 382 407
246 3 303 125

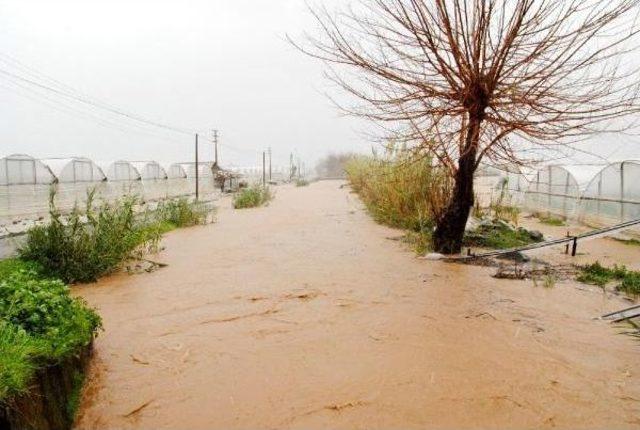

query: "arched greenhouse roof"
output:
41 157 106 183
101 160 141 181
130 161 167 180
0 153 56 185
176 162 214 178
579 160 640 225
167 163 187 179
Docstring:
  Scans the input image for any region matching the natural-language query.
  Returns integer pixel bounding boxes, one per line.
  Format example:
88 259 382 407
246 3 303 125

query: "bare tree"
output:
295 0 640 253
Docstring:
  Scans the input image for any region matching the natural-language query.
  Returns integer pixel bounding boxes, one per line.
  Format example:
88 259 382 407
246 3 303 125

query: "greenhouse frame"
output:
167 163 188 179
0 154 57 185
42 157 106 183
579 161 640 226
102 160 141 182
131 161 167 180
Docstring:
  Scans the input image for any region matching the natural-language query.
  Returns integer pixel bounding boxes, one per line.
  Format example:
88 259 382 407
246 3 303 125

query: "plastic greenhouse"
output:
102 161 141 181
0 154 56 185
177 162 214 178
131 161 167 180
523 165 603 218
42 157 106 183
579 161 640 226
167 163 187 179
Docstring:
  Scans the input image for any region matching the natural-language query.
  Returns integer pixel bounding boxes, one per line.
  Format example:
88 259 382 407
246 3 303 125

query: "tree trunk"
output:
432 118 481 254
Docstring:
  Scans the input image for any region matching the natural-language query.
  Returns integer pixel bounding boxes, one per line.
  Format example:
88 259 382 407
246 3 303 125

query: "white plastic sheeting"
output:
167 163 187 179
524 165 604 218
579 161 640 226
0 154 56 185
42 158 106 183
175 162 214 178
131 161 167 180
102 161 141 181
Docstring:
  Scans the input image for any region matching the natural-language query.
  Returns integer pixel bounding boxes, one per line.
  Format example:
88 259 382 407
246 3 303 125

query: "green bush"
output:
19 192 162 283
233 185 273 209
295 179 310 187
0 265 101 403
0 269 101 359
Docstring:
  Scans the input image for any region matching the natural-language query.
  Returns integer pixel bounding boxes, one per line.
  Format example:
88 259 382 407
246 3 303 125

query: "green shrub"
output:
295 179 310 187
233 186 273 209
19 192 162 283
0 266 101 404
0 270 101 359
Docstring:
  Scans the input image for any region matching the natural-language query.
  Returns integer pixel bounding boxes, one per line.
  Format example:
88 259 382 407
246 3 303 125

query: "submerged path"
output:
75 181 640 429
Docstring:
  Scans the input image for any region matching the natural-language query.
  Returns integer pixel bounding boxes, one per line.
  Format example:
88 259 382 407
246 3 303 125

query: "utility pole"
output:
212 129 219 166
195 133 199 200
262 151 266 187
289 152 294 181
268 147 272 181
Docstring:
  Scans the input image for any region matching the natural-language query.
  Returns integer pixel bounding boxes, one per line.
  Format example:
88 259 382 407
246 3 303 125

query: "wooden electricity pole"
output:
212 129 219 166
195 133 199 200
262 151 266 187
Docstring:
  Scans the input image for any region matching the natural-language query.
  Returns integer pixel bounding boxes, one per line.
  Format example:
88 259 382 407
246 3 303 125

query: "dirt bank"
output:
74 180 640 429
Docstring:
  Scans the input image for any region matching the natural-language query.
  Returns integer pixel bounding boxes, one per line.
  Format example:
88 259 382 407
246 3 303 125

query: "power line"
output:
0 67 194 135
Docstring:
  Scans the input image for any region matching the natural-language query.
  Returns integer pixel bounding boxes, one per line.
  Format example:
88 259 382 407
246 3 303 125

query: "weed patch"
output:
612 237 640 247
295 179 310 187
464 221 543 249
577 262 640 296
536 213 566 226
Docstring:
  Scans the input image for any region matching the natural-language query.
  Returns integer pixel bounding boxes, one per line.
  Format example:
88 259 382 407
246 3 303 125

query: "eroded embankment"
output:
74 181 640 430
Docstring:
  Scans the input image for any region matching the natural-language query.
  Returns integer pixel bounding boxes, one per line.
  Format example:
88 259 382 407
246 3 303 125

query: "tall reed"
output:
345 153 451 234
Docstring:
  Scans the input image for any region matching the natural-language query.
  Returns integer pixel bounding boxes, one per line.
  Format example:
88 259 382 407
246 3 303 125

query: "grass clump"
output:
536 213 566 226
295 179 310 187
233 185 273 209
0 322 47 401
154 197 210 230
464 221 543 249
577 261 640 296
0 264 101 404
345 152 451 250
612 237 640 247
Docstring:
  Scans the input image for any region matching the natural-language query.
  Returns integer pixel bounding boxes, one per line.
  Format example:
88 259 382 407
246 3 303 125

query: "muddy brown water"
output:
74 181 640 429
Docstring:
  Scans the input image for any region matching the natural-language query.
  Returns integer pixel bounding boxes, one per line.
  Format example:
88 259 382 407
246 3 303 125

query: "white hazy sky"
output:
1 0 638 170
0 0 372 168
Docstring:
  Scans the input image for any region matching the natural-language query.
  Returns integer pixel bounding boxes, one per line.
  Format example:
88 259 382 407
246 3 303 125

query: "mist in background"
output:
0 0 638 170
0 0 372 169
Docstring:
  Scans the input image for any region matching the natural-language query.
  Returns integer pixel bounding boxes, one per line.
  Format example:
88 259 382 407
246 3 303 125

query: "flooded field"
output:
74 181 640 430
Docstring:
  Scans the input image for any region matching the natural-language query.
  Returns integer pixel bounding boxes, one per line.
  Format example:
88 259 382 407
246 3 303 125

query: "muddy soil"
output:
74 180 640 429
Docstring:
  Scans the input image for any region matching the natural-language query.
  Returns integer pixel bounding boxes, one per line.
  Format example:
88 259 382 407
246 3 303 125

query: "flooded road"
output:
75 181 640 429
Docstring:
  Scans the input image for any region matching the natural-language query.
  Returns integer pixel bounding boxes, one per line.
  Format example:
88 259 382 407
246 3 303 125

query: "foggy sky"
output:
0 0 371 169
0 0 638 171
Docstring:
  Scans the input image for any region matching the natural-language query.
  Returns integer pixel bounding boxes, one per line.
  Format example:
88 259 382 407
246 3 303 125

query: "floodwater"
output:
74 181 640 429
